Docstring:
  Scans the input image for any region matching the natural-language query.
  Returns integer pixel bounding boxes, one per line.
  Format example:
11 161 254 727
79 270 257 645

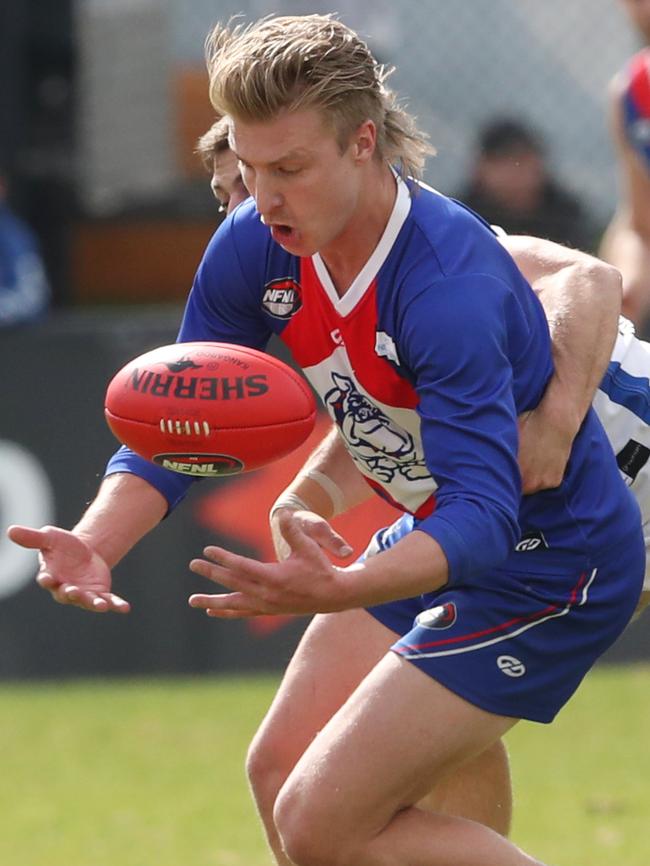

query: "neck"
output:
319 163 398 296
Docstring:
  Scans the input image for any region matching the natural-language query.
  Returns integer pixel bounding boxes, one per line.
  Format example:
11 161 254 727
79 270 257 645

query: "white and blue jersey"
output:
107 176 641 588
594 318 650 588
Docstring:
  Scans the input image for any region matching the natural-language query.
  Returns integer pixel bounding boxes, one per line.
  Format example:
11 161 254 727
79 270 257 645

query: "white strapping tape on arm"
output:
303 469 346 514
269 492 310 519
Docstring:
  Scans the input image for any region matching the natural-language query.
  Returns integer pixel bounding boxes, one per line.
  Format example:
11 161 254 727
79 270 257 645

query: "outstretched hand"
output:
6 524 130 613
189 510 354 618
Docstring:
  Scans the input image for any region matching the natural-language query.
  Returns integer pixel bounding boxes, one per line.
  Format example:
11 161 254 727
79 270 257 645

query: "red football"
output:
104 342 317 476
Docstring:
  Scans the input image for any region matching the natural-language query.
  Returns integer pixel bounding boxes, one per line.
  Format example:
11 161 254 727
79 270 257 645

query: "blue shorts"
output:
365 514 645 723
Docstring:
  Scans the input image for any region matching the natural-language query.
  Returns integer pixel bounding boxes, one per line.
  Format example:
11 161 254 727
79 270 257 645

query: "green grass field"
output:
0 665 648 866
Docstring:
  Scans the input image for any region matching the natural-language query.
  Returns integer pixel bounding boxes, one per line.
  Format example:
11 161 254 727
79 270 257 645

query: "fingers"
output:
54 586 131 614
38 573 130 614
6 525 51 550
277 512 321 557
189 591 265 618
190 545 268 585
270 510 355 561
306 524 354 558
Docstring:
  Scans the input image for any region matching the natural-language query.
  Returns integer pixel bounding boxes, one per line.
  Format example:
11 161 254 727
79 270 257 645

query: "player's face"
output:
229 108 372 257
622 0 650 43
210 149 249 214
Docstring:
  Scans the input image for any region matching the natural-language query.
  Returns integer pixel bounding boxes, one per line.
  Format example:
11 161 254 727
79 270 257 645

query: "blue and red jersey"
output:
107 178 640 586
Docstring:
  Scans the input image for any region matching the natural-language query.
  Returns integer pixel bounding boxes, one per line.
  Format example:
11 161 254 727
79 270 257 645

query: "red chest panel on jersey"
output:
280 257 419 410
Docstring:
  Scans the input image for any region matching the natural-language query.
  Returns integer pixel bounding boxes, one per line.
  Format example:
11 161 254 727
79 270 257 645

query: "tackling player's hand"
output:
270 506 353 561
518 402 578 494
6 524 130 613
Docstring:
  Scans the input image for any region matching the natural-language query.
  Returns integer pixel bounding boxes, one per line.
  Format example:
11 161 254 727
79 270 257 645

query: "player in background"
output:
7 16 645 866
196 116 249 216
600 0 650 328
0 168 51 327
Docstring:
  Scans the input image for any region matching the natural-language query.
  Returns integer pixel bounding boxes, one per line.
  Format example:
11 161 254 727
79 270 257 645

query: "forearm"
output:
542 258 621 425
73 472 168 567
504 235 622 426
338 528 449 605
274 425 373 519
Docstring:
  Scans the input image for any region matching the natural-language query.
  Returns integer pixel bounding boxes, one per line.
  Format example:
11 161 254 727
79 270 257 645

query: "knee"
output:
245 728 292 814
274 785 338 866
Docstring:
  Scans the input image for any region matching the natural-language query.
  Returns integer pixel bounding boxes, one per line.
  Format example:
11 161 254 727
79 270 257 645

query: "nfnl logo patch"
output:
262 278 302 319
153 453 244 476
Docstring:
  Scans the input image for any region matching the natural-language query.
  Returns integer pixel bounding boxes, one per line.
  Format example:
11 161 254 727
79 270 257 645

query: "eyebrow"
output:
232 148 309 167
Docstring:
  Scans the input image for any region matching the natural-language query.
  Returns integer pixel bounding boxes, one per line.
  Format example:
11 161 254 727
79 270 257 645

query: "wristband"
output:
304 469 346 514
269 492 310 519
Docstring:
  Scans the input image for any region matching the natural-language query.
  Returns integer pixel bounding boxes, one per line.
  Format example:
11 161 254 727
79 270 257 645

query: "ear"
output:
351 120 377 165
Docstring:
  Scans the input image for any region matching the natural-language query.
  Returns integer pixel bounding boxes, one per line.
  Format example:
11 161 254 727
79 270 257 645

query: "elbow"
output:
493 507 520 562
577 258 622 313
436 500 520 585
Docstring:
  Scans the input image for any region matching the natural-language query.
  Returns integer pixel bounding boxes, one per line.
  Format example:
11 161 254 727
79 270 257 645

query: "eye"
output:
276 166 301 176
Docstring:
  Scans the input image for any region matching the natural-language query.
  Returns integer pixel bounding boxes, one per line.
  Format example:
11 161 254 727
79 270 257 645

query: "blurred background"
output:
1 0 649 678
3 5 650 865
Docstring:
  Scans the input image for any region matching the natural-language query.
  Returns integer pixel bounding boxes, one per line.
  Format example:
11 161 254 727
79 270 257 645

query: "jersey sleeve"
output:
104 214 273 509
178 212 272 346
399 273 523 584
104 446 193 510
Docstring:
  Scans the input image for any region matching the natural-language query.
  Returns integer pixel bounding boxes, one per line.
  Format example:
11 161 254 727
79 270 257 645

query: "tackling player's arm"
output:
599 75 650 326
502 234 622 492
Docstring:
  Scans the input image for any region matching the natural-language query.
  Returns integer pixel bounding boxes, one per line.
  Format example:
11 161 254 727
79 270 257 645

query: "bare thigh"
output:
275 651 518 851
248 608 398 772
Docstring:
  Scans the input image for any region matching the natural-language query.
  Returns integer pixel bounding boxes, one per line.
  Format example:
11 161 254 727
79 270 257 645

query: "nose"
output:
253 175 283 220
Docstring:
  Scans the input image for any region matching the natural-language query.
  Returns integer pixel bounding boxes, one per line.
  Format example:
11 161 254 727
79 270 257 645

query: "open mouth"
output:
270 224 296 243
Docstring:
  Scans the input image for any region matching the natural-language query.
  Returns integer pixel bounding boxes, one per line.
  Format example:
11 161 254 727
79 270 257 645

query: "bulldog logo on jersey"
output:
324 372 428 483
261 278 302 319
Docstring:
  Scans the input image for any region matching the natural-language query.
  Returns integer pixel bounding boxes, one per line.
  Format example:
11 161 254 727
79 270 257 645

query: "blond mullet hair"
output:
205 14 434 180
